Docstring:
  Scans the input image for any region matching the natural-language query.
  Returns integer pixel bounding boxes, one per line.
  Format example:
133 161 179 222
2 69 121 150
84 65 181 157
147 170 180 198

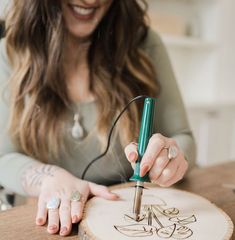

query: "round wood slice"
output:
79 182 234 240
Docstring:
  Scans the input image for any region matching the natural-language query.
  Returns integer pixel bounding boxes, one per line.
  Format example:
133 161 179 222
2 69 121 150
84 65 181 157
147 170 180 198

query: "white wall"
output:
216 0 235 103
148 0 235 166
0 0 9 19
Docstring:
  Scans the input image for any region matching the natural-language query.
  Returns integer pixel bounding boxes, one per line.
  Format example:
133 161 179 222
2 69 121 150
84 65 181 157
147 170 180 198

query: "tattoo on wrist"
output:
21 164 59 195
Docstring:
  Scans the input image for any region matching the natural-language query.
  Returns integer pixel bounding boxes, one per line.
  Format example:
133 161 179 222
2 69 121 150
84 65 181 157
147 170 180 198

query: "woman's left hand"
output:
124 133 188 187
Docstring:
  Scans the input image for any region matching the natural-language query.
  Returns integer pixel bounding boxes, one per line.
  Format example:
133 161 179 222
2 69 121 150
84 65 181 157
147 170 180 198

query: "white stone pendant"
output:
71 113 84 140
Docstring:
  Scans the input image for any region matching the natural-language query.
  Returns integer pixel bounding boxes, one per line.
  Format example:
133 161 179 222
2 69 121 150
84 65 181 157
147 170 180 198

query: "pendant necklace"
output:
71 112 84 140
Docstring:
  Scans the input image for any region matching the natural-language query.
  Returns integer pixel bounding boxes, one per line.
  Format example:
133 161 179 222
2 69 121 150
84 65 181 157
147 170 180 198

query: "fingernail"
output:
60 227 68 235
49 225 57 231
140 164 150 177
36 218 43 224
129 152 137 162
72 215 77 223
111 193 120 200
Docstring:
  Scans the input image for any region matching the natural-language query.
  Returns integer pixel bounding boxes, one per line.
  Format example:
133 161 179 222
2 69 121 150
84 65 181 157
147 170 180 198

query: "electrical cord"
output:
81 95 148 180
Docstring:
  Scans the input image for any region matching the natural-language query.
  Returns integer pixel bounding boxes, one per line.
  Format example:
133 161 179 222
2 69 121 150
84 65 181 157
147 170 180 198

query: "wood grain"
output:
0 161 234 240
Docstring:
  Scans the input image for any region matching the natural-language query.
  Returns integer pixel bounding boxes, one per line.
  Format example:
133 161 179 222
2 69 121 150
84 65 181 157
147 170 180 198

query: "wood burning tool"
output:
129 97 156 221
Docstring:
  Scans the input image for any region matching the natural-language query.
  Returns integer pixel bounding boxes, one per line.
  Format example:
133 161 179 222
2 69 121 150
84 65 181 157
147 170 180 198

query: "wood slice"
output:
79 182 234 240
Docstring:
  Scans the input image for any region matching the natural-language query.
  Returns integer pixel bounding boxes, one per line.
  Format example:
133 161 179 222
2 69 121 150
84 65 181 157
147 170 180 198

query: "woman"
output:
0 0 196 237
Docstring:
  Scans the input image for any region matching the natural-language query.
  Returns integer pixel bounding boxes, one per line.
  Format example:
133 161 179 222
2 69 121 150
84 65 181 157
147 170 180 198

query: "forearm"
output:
0 153 59 196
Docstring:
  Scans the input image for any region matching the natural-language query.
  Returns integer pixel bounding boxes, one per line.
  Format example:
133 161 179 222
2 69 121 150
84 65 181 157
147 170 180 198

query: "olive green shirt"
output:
0 29 196 195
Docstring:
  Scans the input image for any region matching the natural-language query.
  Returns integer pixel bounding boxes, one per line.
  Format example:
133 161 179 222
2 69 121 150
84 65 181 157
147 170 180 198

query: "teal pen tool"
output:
129 97 155 221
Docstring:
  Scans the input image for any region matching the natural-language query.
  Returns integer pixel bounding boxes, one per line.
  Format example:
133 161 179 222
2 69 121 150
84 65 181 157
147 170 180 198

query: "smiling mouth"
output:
68 3 98 20
72 5 96 15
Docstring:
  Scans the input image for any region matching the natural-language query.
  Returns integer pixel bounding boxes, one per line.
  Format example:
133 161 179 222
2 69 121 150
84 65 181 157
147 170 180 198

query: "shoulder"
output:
141 28 164 51
141 28 169 62
141 28 171 70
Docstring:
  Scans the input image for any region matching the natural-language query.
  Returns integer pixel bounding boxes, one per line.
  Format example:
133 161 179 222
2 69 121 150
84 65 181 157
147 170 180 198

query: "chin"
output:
62 0 112 40
68 26 96 39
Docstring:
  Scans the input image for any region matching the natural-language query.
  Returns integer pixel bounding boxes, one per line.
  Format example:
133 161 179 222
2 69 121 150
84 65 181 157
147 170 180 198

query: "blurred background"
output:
147 0 235 167
0 0 235 208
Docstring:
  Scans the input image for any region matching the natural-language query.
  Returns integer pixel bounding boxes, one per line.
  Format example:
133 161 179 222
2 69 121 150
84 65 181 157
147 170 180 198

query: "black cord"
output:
81 95 148 180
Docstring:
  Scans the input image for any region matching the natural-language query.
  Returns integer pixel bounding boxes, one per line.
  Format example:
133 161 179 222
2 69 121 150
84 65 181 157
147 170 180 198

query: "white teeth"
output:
72 6 95 15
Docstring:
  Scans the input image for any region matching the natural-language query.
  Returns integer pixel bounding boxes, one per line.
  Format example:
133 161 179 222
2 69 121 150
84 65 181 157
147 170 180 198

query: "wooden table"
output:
0 162 234 240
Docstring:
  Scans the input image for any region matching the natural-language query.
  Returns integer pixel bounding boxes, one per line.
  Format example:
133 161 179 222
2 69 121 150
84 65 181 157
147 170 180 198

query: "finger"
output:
71 200 83 223
59 199 72 236
154 158 179 187
36 195 47 226
163 159 188 187
148 148 169 181
47 208 60 234
140 133 167 177
124 142 138 163
89 182 119 200
73 201 85 222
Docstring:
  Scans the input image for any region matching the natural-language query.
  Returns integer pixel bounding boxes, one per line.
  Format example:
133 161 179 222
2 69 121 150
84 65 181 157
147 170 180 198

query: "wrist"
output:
21 163 60 196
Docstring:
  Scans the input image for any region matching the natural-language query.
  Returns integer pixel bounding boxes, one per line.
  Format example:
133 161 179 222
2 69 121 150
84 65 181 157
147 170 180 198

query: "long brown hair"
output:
5 0 159 162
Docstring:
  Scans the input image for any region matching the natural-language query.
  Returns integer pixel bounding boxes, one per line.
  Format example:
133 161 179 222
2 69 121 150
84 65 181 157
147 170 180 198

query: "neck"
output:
64 33 92 69
63 34 94 103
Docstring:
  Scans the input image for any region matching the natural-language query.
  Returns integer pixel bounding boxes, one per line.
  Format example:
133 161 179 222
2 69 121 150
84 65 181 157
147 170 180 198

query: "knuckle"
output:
150 133 164 142
163 168 174 179
153 133 163 139
158 139 165 148
150 134 165 146
60 205 70 212
168 138 177 146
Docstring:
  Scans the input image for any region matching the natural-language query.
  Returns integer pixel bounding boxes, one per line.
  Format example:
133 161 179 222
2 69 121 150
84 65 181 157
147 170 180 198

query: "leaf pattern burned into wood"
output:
114 197 196 239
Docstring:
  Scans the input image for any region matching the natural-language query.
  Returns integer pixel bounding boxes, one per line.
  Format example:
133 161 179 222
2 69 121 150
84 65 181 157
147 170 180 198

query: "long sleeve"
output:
0 39 40 195
143 29 196 170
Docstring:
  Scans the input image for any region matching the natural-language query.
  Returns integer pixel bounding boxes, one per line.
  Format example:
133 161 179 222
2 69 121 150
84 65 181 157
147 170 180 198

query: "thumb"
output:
88 182 119 200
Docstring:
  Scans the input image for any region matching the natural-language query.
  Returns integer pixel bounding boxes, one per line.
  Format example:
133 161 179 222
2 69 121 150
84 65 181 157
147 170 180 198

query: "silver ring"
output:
71 191 83 202
46 197 61 210
164 145 178 160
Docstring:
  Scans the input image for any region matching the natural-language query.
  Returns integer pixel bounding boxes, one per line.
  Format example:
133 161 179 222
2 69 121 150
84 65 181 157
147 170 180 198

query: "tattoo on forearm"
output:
21 164 59 196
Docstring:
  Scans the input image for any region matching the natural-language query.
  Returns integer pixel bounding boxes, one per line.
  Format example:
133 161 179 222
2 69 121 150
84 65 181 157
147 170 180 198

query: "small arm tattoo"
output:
21 164 59 196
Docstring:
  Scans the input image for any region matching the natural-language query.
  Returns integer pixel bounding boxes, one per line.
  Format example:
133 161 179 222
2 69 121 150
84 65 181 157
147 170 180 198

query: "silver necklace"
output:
71 113 84 140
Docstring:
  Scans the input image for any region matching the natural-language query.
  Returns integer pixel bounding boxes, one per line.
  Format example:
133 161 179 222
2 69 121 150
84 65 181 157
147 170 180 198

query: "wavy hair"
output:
5 0 159 162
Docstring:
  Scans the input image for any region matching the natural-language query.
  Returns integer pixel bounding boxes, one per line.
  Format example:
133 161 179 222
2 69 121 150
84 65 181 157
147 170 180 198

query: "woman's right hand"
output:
23 164 119 236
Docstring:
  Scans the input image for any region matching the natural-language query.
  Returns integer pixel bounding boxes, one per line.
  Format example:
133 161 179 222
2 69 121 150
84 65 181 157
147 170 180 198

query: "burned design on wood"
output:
114 197 197 239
